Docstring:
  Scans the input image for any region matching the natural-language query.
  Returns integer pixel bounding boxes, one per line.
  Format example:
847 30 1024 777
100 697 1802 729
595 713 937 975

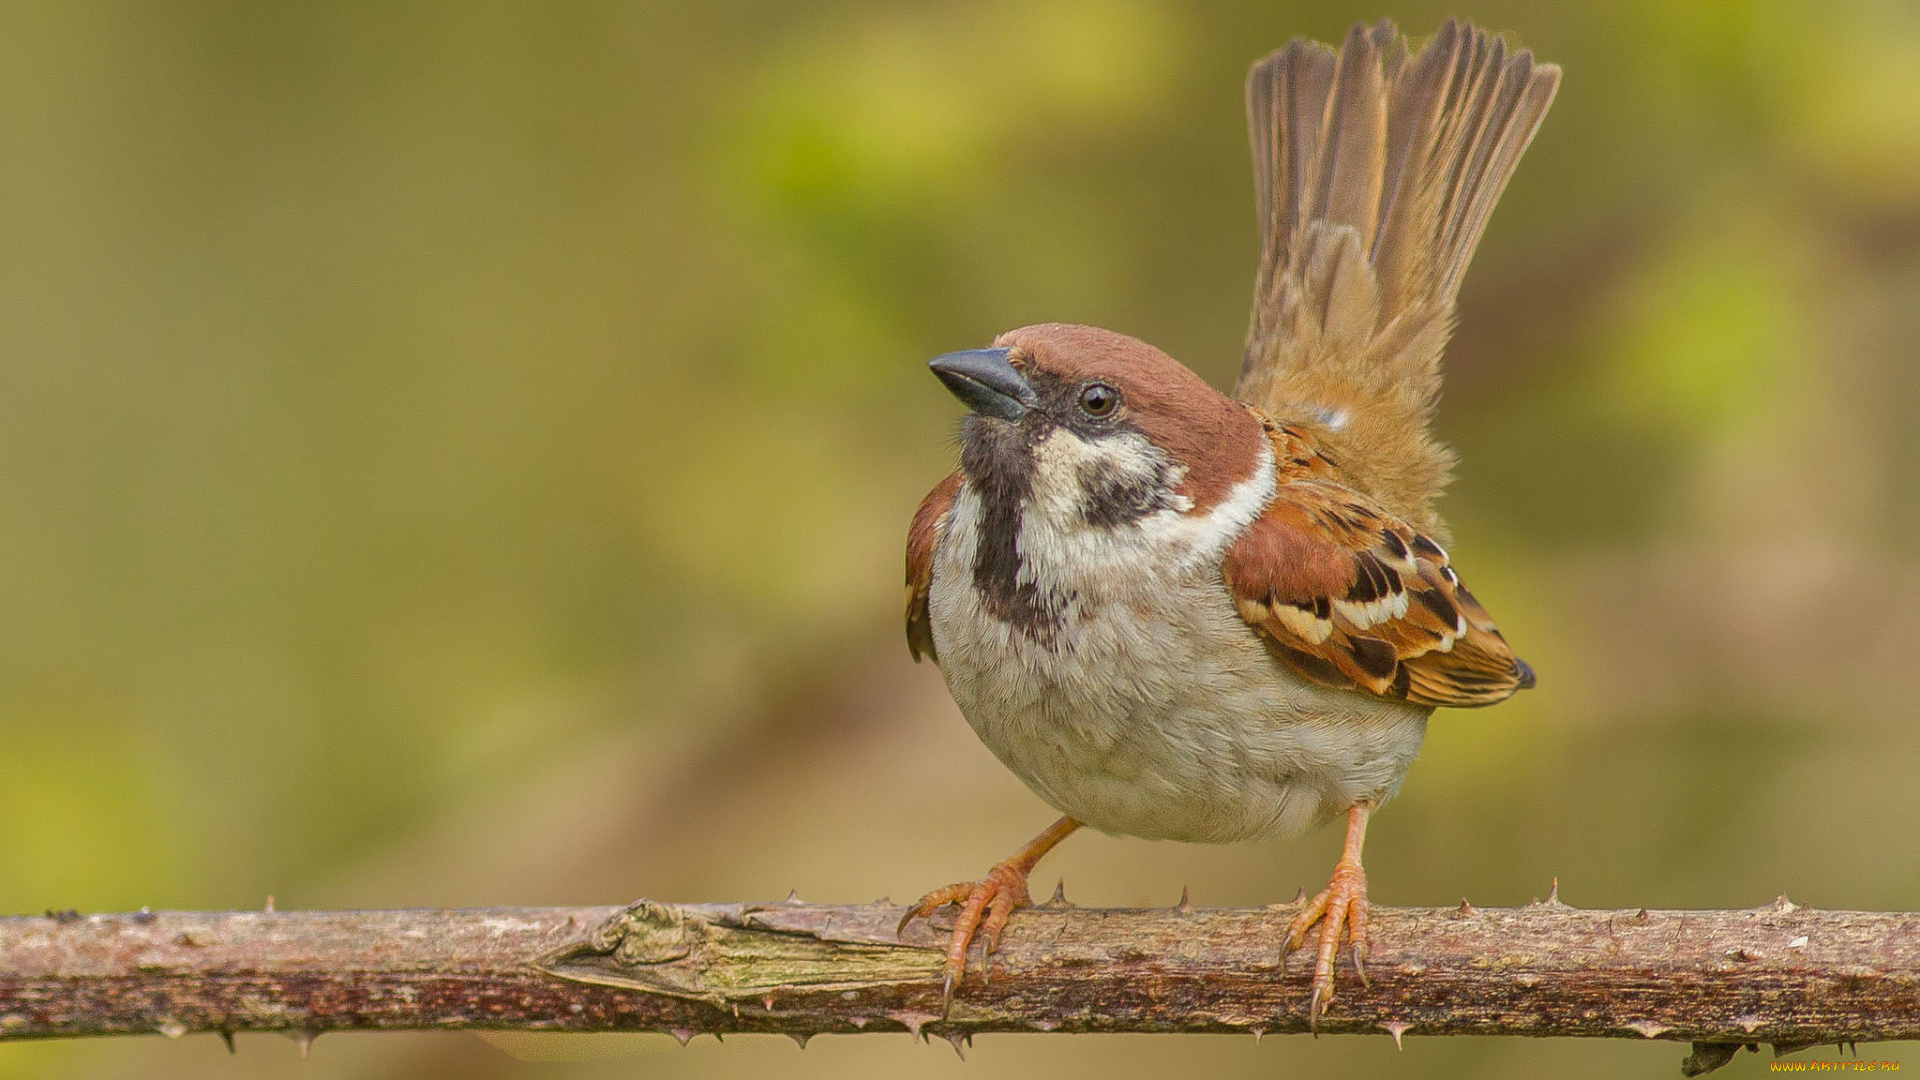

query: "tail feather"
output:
1312 25 1387 242
1237 20 1558 537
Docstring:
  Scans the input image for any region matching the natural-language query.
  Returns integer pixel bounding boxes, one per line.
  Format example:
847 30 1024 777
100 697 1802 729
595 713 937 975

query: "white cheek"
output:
1026 428 1178 521
1016 434 1274 597
1025 429 1089 520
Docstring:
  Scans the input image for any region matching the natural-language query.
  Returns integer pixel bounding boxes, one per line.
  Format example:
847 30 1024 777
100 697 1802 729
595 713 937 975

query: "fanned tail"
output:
1235 20 1558 537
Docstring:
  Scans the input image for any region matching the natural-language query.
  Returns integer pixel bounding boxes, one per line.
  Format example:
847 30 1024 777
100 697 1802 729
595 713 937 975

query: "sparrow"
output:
898 19 1558 1024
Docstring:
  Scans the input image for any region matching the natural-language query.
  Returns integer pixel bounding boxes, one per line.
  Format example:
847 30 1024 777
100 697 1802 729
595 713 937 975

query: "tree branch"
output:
4 896 1917 1075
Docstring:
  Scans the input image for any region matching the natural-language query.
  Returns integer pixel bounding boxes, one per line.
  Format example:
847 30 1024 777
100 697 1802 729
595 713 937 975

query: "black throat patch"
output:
956 375 1178 644
959 415 1069 642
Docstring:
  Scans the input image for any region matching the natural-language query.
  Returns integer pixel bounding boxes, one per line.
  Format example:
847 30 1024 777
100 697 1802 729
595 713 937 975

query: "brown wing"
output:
1238 20 1559 537
905 471 961 663
1223 427 1533 707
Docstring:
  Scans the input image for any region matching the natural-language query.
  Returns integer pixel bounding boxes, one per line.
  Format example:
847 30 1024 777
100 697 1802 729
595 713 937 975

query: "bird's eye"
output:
1079 383 1120 417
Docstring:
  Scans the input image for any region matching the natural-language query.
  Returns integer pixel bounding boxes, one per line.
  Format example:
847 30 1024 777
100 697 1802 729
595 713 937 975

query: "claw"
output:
898 817 1081 1016
1282 802 1375 1028
1286 859 1368 1025
897 882 968 938
903 871 1023 1016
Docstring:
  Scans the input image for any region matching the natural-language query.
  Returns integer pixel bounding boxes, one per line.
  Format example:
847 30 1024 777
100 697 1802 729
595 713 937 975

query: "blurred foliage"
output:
1 1 1917 1078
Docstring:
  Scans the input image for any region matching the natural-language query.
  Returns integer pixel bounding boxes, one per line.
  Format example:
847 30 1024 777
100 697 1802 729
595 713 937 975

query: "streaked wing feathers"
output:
1224 422 1533 707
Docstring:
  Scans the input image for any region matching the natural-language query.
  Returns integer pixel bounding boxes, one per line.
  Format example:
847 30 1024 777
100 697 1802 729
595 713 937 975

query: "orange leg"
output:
898 816 1081 1012
1284 801 1373 1028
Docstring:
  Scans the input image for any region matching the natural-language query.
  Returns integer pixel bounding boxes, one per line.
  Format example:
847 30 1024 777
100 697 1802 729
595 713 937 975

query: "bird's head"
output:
931 323 1268 531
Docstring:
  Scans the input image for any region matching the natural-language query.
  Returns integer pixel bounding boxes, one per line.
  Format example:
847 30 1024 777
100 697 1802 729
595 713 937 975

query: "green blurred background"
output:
2 1 1917 1077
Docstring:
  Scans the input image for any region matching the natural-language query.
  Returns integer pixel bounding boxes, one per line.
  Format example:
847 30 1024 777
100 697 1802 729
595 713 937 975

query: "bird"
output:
897 19 1558 1025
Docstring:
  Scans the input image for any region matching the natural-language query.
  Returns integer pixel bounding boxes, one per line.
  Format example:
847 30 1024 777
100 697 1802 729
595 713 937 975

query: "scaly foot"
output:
897 816 1080 1014
898 861 1031 1010
1285 856 1369 1027
1283 801 1375 1029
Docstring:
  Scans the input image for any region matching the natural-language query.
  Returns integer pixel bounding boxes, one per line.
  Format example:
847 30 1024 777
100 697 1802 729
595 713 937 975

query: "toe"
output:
935 878 1005 1013
1283 887 1332 958
979 889 1020 983
1287 862 1370 1028
1309 901 1347 1020
907 859 1042 1014
1348 893 1371 987
898 882 972 936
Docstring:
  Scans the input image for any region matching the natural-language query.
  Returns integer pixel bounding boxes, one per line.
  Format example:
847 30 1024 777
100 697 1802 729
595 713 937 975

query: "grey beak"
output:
928 348 1036 422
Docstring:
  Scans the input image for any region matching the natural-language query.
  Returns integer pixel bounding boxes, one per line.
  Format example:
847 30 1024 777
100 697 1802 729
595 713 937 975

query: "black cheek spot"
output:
1077 455 1173 529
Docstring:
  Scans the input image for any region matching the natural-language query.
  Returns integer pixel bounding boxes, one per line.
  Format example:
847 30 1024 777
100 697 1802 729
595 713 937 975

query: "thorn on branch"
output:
8 901 1919 1047
1681 1041 1741 1076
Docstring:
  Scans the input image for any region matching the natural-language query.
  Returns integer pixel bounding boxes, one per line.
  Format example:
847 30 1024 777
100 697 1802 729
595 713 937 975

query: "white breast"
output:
927 437 1429 843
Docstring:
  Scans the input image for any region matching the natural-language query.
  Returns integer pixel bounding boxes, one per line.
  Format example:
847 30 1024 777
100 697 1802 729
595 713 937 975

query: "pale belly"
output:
928 560 1431 844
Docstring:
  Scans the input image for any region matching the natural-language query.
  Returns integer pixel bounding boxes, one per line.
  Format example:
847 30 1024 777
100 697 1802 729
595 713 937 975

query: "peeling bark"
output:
3 896 1916 1075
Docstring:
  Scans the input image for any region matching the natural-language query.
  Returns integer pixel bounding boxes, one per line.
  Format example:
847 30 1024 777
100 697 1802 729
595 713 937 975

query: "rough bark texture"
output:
3 897 1916 1074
